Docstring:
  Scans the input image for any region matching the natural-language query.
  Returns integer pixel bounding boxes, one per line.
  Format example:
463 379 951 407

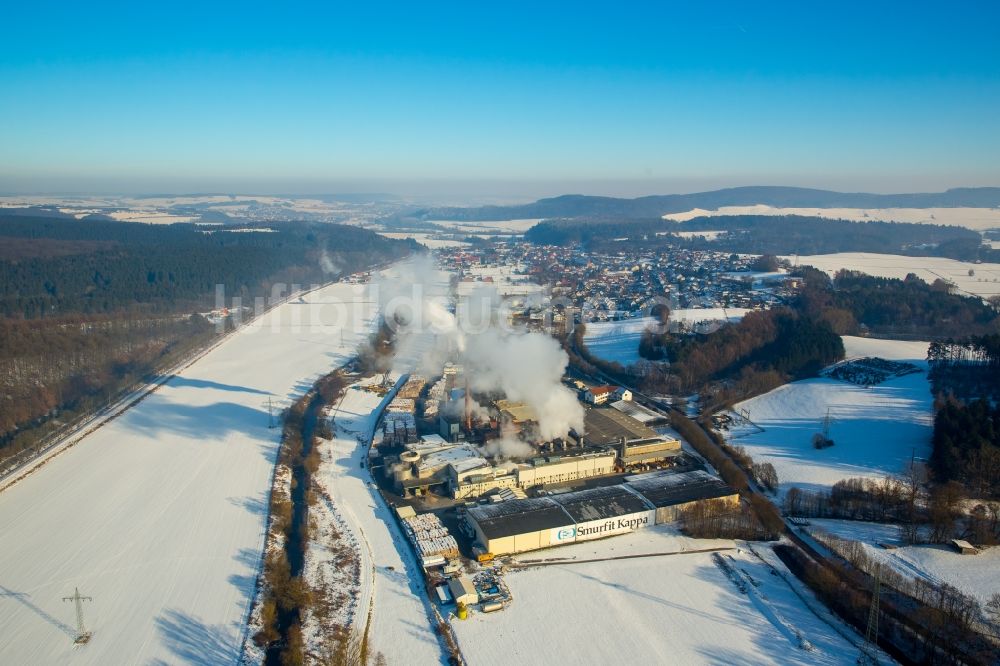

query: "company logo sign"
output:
550 511 655 544
554 527 577 541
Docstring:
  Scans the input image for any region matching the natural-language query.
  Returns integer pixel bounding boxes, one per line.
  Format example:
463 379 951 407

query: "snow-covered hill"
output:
726 337 933 495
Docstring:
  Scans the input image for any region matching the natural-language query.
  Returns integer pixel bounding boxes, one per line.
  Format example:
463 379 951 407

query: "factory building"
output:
551 485 656 546
618 436 682 469
466 497 577 555
579 407 661 447
625 469 739 522
393 443 486 496
515 450 616 489
450 460 519 499
439 413 463 441
466 470 738 555
452 449 617 498
610 399 668 426
496 399 538 439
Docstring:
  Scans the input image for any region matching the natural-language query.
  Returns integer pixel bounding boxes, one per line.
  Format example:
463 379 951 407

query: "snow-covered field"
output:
583 309 752 365
786 252 1000 300
663 205 1000 231
106 210 200 224
0 282 379 665
378 232 471 248
424 218 541 234
806 519 1000 607
452 525 862 665
726 337 933 495
303 375 448 665
456 264 546 298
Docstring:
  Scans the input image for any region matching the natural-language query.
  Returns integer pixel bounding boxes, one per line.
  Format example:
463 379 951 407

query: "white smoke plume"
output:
374 255 585 441
482 435 535 459
463 328 584 441
441 393 491 422
319 249 342 275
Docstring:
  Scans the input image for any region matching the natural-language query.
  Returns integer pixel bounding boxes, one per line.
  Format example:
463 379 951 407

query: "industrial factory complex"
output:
366 368 740 565
346 258 754 630
374 373 684 501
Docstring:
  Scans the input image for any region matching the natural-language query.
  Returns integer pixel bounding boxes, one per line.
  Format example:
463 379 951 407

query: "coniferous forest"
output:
0 214 414 468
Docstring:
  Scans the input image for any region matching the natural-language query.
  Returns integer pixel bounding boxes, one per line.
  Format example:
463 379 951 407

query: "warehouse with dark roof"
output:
625 470 739 522
465 470 737 555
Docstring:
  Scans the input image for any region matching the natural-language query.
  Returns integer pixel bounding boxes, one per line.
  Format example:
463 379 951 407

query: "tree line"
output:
525 213 996 262
930 398 1000 499
796 268 1000 338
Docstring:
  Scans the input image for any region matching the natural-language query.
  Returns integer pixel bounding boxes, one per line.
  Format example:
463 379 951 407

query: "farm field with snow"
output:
0 281 378 665
725 337 933 495
583 310 752 366
379 231 471 248
662 205 1000 230
804 519 1000 607
451 525 864 665
424 218 542 234
786 252 1000 300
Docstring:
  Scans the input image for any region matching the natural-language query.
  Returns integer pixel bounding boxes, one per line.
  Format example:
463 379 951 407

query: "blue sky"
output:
1 1 998 197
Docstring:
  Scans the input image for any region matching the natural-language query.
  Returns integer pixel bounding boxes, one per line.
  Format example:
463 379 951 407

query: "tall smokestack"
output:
465 377 472 432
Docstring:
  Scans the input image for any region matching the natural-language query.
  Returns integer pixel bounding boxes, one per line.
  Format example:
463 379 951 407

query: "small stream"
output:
264 390 323 665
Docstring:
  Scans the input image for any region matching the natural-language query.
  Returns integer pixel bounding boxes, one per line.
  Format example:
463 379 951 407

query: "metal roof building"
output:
466 469 738 555
625 470 738 522
581 407 660 446
554 485 651 523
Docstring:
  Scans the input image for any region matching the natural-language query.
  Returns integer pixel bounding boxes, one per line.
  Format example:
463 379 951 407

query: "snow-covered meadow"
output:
725 337 933 495
663 205 1000 231
0 282 378 665
787 252 1000 300
378 232 471 248
582 310 752 366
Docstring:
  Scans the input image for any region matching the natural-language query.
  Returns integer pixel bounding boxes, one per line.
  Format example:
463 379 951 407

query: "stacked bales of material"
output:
402 512 459 559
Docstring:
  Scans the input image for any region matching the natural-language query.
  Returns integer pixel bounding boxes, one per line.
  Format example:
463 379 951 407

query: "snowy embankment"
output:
725 337 933 495
805 519 1000 608
785 252 1000 300
451 525 862 665
582 309 752 366
0 282 377 666
306 374 449 665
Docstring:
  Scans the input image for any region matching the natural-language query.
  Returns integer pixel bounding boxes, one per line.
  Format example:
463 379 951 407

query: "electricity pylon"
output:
857 564 880 664
62 587 93 644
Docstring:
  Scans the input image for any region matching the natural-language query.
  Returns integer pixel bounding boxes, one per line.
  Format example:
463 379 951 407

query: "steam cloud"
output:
375 255 584 443
319 249 341 275
482 436 535 459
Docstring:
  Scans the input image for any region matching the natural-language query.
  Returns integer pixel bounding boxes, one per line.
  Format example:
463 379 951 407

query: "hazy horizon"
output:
3 176 1000 207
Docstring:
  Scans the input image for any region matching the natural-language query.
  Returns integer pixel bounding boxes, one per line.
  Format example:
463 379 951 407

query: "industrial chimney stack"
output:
465 377 472 431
